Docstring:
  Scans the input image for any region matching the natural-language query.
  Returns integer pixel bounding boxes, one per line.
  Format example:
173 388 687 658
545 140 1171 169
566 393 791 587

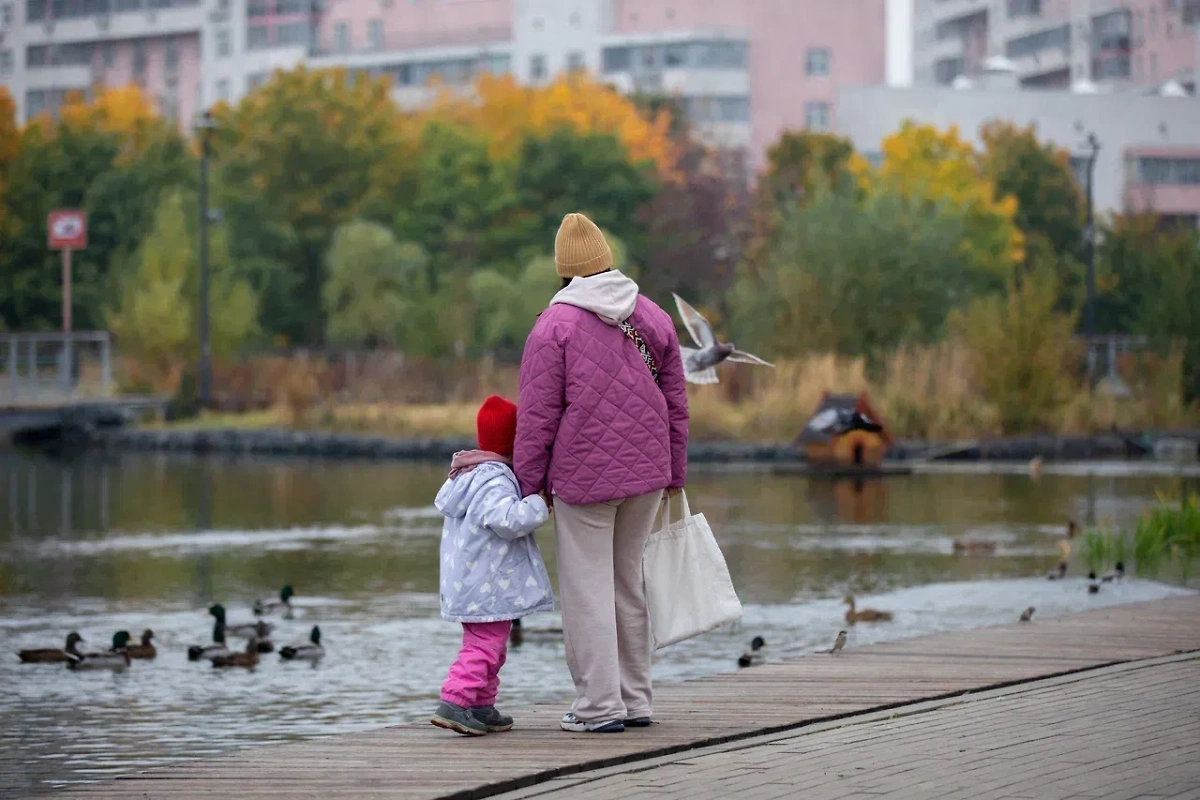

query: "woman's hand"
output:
665 486 682 498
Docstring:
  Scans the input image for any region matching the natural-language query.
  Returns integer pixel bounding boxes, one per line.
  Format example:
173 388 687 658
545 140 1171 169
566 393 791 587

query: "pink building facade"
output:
1 0 887 167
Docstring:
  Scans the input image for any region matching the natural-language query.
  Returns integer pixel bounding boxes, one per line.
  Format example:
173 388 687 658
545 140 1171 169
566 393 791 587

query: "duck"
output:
254 584 295 619
1067 519 1078 538
952 538 998 555
1019 606 1035 623
211 637 261 669
67 631 132 670
737 636 767 668
279 626 324 661
509 618 562 647
209 603 273 640
18 632 85 664
125 629 157 660
844 595 893 624
1087 571 1101 594
1046 561 1068 580
188 617 230 661
1101 561 1125 582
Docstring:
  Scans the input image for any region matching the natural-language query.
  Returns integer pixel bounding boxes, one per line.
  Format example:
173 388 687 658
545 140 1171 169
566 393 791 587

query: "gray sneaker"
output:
470 705 514 732
431 701 488 736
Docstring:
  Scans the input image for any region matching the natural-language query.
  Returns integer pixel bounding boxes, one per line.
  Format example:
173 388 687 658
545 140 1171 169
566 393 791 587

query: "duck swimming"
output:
254 585 295 619
67 631 132 670
279 626 324 660
737 636 767 668
187 616 229 661
844 595 893 624
18 632 85 664
209 603 273 640
211 637 261 669
126 629 156 660
1102 561 1125 582
1087 572 1101 594
1046 561 1068 580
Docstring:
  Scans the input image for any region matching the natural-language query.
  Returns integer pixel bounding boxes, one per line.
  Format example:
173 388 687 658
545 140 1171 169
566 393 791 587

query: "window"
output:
247 0 267 16
1 3 11 24
566 50 584 71
164 37 178 73
26 89 45 116
216 77 230 101
664 42 686 67
805 46 830 76
1150 51 1158 78
103 40 114 66
115 0 139 9
482 54 509 74
367 18 383 50
132 38 145 74
334 21 348 53
694 39 747 68
26 43 47 66
26 0 45 21
602 46 630 72
162 80 178 120
804 101 830 131
1138 157 1200 184
1007 0 1040 17
274 0 305 12
247 23 269 49
1005 24 1070 58
934 56 963 84
1185 0 1200 25
1150 7 1158 34
216 27 231 57
275 20 308 46
1092 10 1131 51
0 50 12 75
529 53 546 80
1092 53 1130 78
246 71 267 91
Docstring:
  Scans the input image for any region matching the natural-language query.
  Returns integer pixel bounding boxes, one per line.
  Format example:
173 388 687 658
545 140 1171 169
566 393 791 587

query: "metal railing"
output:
0 331 113 403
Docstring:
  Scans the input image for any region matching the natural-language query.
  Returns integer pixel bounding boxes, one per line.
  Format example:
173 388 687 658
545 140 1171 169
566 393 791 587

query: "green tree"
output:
1095 213 1200 400
322 220 430 348
211 66 411 343
108 190 257 388
761 131 859 207
732 182 995 359
950 268 1079 433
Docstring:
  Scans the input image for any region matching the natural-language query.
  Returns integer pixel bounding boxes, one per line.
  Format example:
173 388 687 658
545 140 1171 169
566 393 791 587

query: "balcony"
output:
22 2 204 44
310 24 510 58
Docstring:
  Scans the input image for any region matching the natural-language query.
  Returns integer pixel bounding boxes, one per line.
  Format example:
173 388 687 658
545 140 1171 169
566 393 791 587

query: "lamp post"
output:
1082 132 1100 382
195 109 217 409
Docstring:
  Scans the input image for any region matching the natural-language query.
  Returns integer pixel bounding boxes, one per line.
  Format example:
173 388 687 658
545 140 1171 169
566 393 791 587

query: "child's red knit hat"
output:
477 395 518 457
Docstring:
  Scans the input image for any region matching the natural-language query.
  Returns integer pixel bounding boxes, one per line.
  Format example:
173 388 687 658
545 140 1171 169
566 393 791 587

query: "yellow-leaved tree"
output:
0 86 18 243
872 122 1024 277
424 73 678 177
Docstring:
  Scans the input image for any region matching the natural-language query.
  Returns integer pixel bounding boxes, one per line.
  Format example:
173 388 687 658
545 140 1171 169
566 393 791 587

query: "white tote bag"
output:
642 491 743 650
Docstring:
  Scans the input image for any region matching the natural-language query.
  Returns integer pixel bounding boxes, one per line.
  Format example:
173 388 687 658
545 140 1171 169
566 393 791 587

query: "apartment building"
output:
837 75 1200 222
913 0 1200 89
0 0 886 164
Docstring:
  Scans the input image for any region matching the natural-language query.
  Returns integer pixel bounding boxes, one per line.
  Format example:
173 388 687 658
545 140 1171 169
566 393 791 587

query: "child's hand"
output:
540 490 553 512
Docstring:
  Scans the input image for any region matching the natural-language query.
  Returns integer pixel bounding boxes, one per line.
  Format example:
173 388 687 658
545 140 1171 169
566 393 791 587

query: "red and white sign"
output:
48 209 88 249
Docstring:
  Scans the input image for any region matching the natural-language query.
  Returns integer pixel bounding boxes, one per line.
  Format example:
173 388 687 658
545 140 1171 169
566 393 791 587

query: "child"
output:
430 395 554 736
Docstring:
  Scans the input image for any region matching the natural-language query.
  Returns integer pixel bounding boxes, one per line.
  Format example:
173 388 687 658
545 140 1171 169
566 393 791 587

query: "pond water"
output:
1 450 1197 797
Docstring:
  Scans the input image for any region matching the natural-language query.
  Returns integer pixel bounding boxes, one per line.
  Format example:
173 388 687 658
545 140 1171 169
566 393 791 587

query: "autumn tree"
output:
211 66 412 343
761 131 861 207
873 121 1024 277
0 87 192 331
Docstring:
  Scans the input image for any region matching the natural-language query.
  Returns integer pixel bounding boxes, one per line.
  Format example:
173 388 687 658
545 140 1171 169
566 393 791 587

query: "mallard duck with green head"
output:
210 603 274 639
211 637 260 669
67 631 132 670
18 632 85 663
279 626 324 660
254 585 295 619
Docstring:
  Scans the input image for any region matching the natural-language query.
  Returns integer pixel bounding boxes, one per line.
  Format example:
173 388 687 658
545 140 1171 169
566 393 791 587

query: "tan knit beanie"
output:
554 213 613 279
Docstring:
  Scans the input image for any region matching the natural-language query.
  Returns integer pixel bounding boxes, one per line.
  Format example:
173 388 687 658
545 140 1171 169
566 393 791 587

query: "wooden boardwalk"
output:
67 595 1200 800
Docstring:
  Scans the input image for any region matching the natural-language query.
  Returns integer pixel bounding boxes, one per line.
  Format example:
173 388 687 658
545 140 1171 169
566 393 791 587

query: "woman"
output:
514 212 689 733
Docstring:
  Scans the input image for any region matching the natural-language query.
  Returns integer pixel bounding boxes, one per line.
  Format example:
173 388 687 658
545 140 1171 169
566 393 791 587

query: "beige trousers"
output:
553 489 664 723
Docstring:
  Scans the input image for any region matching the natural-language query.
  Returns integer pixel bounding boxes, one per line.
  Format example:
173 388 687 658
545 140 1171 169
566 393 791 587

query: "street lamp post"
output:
195 110 217 409
1082 132 1101 382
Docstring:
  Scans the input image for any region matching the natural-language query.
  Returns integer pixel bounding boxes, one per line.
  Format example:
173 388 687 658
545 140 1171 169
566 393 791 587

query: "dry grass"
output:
162 345 1198 442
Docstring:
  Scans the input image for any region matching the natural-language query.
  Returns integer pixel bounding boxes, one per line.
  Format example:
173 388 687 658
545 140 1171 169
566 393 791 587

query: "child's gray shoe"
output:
431 701 487 736
471 705 514 732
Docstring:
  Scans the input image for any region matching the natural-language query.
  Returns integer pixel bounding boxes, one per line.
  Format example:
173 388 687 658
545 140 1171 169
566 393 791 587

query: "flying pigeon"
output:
673 294 774 385
804 407 883 437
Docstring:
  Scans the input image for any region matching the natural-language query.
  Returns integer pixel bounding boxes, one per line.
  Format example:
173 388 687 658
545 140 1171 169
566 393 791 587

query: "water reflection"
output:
0 449 1196 795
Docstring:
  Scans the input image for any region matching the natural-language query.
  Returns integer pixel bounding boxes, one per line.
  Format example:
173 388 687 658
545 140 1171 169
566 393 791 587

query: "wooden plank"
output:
63 595 1200 800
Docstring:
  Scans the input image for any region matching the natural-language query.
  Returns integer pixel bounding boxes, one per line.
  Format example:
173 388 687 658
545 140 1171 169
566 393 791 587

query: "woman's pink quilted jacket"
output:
514 293 689 506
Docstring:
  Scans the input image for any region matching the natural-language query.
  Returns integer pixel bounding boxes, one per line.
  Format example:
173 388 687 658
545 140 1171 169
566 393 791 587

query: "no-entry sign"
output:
48 209 88 249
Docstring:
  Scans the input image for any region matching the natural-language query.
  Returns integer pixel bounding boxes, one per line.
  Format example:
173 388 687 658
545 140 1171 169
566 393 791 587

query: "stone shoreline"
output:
80 426 1200 464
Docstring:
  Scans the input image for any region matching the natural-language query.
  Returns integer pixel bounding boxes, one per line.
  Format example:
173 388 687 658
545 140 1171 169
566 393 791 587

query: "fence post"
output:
101 333 113 397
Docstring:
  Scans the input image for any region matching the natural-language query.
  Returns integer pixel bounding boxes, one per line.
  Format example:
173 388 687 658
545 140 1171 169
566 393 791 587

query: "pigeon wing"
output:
673 294 716 349
680 347 720 385
726 349 774 367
